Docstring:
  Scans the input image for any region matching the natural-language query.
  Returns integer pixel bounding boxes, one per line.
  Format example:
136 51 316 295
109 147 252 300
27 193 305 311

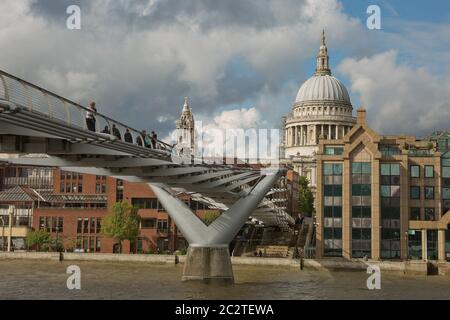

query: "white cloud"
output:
337 50 450 136
0 0 370 137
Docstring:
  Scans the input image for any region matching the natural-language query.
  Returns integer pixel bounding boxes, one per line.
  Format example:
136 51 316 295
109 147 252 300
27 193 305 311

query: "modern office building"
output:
315 109 450 261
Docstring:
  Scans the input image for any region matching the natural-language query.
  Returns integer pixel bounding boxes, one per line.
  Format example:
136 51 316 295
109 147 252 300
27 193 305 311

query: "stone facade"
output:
315 109 450 261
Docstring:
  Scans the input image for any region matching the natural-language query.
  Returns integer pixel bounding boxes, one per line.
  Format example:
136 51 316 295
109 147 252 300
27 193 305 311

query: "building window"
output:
141 218 156 229
60 171 83 194
351 162 371 258
157 219 168 233
96 218 102 233
410 186 420 200
325 146 343 155
77 218 82 233
427 230 438 260
425 165 434 178
116 179 124 202
323 163 343 257
424 186 434 200
424 208 435 221
83 218 89 233
131 198 160 210
96 176 107 194
90 218 96 233
380 163 401 259
410 165 420 178
408 230 422 260
410 207 421 221
380 145 401 156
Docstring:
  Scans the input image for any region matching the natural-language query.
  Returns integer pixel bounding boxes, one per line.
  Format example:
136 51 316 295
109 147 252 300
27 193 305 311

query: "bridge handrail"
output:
0 69 172 152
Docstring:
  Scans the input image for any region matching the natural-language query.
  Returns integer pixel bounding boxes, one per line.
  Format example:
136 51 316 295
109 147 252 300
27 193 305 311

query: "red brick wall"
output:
33 171 218 254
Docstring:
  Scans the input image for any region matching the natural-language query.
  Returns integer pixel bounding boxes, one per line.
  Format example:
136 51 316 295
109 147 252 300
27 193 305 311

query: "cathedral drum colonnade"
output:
283 31 356 189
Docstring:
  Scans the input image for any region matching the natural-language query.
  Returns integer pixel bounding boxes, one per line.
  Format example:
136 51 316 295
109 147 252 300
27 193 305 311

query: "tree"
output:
299 176 314 217
101 202 141 253
202 211 220 226
26 229 50 251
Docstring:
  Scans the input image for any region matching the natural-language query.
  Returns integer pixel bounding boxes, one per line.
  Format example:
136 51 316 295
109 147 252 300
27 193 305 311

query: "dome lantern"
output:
315 29 331 76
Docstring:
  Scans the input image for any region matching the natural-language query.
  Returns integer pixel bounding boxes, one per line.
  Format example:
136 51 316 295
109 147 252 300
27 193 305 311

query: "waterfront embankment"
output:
1 251 448 275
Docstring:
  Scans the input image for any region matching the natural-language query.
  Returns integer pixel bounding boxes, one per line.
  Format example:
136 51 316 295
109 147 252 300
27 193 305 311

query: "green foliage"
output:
101 202 141 253
202 211 220 226
299 176 314 216
26 229 50 251
176 248 187 256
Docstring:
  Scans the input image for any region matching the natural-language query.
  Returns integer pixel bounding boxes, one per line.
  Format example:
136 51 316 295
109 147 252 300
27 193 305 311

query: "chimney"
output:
357 108 367 125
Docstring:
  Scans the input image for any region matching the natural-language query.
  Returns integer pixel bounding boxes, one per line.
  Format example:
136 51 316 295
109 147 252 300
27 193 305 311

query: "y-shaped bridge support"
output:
150 172 280 284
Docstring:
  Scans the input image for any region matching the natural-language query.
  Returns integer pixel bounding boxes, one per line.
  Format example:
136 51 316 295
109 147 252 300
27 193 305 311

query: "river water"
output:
0 260 449 299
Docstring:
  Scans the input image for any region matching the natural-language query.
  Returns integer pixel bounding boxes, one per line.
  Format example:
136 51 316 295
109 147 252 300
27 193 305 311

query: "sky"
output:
1 0 450 142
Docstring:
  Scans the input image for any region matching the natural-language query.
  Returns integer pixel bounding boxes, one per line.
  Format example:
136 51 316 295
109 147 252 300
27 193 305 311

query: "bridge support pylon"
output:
182 245 233 283
149 171 280 284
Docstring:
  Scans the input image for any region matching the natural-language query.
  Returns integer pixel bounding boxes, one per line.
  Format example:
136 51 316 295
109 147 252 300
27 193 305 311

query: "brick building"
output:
0 166 298 254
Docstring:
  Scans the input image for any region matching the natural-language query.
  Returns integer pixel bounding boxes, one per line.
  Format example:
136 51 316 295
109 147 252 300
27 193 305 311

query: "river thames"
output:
0 260 449 299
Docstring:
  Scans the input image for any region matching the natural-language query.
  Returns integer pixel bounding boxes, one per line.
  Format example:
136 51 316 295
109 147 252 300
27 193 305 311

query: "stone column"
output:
328 125 331 140
313 125 317 144
315 159 323 258
400 156 409 260
372 159 381 260
342 125 345 138
300 125 304 146
321 124 324 138
342 159 351 259
335 125 339 140
291 127 295 146
293 126 297 146
422 229 428 261
438 229 446 261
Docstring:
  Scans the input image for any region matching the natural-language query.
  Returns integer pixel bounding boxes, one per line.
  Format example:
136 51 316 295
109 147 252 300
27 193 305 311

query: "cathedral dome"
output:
294 30 352 107
295 74 351 104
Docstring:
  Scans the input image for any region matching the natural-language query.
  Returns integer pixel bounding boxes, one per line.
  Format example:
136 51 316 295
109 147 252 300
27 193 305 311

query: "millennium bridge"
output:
0 69 294 283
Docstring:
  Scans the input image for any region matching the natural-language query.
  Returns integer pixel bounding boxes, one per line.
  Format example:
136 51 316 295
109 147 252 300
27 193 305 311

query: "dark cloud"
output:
1 0 372 138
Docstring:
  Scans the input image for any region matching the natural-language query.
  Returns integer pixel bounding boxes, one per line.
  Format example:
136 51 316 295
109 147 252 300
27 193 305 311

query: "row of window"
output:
410 186 435 200
60 171 83 193
39 216 64 233
410 165 434 178
326 163 436 178
131 198 209 211
410 207 436 221
77 217 102 234
141 218 169 232
76 236 101 252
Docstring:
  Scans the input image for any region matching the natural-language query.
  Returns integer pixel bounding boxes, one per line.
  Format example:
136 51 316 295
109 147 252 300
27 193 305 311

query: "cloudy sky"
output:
1 0 450 141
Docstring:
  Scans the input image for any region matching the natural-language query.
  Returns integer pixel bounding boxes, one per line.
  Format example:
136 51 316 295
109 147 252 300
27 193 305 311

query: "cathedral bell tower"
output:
176 97 195 154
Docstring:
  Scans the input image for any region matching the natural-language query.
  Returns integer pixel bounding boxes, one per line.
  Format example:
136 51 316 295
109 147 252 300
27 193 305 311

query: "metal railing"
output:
0 69 173 152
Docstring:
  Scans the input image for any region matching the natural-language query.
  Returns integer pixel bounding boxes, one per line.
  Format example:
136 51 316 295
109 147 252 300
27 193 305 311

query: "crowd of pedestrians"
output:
85 101 160 149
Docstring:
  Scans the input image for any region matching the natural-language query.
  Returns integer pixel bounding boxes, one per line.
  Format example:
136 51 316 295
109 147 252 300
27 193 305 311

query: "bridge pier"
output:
182 245 233 283
149 172 281 284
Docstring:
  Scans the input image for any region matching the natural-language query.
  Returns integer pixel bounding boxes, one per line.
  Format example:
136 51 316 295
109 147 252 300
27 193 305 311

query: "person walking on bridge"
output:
151 131 158 149
85 102 97 132
124 128 133 143
112 124 122 140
